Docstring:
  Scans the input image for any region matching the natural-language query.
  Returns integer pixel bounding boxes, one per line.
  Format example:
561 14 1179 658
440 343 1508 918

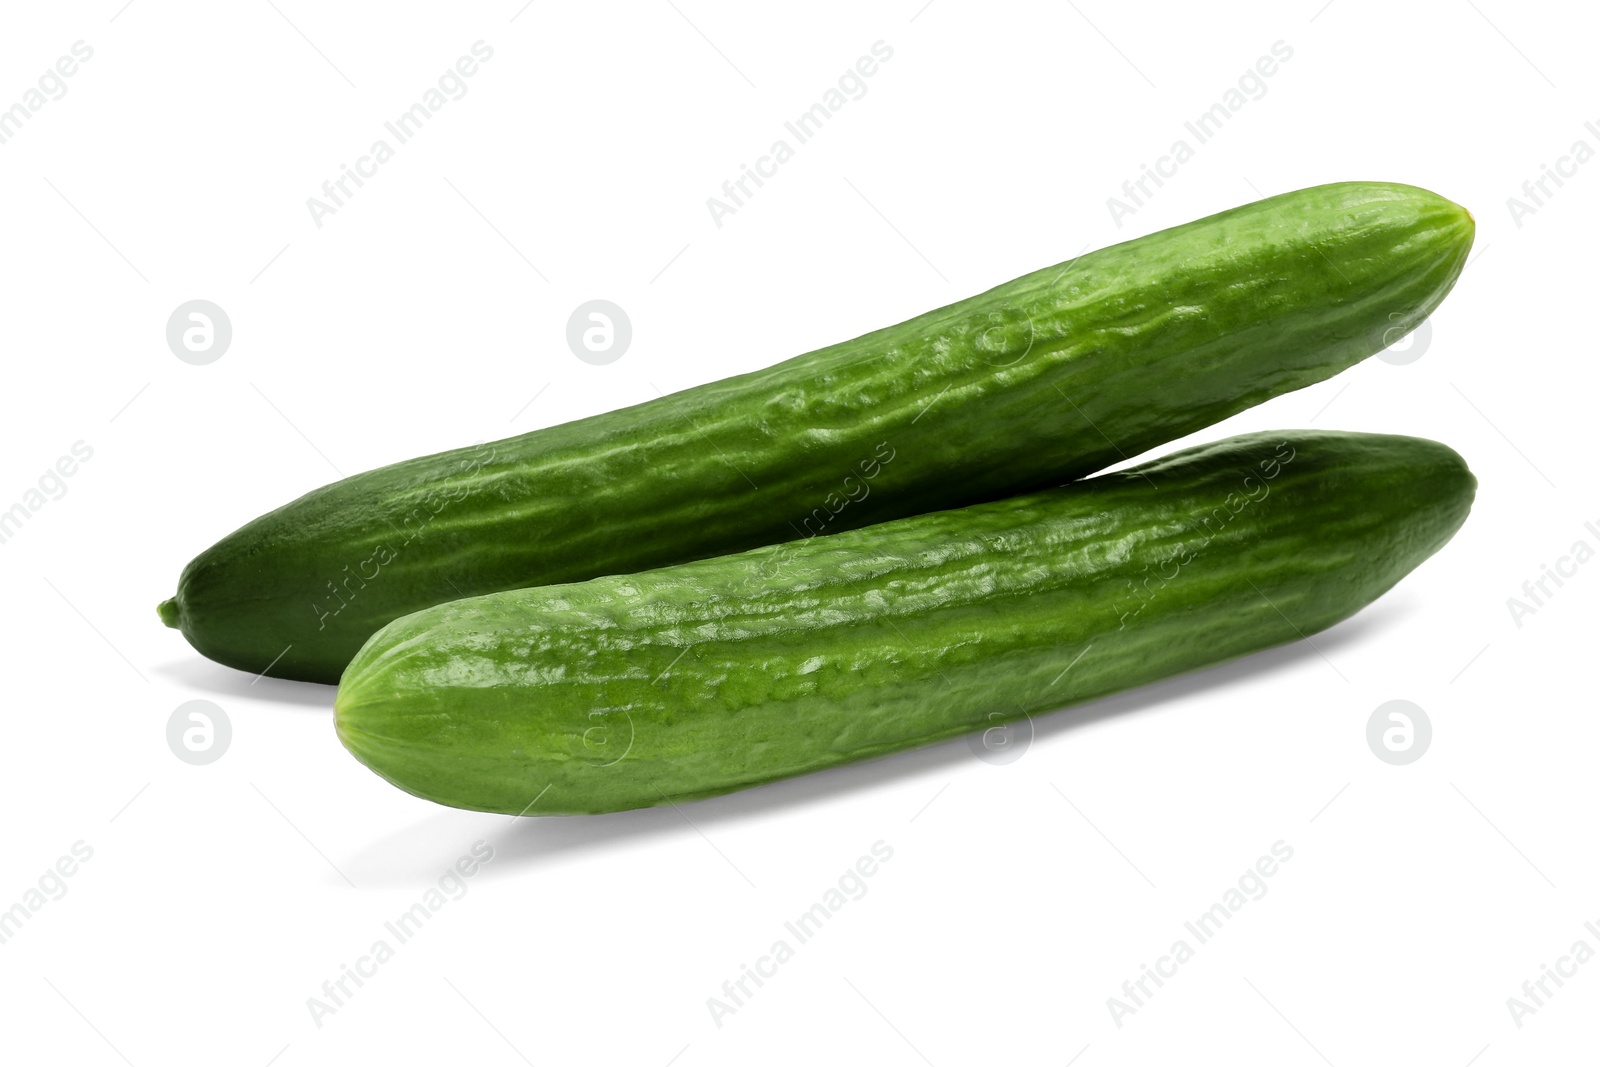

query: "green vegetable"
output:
162 182 1474 682
334 430 1476 815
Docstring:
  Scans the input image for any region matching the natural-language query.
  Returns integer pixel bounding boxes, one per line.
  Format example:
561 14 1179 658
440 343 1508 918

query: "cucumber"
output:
163 182 1473 682
334 430 1476 815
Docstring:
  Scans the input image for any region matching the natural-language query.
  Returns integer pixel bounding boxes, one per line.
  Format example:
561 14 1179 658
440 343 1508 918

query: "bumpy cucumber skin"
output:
334 430 1476 815
169 182 1473 682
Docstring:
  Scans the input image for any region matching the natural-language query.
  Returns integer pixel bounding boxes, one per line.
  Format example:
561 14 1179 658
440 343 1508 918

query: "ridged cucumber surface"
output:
164 182 1474 682
334 430 1476 815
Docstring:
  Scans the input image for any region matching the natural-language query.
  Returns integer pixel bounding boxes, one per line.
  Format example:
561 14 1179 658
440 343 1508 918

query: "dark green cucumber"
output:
164 182 1473 682
334 430 1476 815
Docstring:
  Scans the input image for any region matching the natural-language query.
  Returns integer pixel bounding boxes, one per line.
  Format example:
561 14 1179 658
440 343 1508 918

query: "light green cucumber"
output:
334 430 1476 814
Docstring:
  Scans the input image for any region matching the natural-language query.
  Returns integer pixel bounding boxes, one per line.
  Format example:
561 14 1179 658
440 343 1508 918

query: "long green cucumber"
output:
163 182 1473 682
333 430 1476 815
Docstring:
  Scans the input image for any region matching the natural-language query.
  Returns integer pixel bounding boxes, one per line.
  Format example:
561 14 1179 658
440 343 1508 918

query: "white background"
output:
0 1 1593 1063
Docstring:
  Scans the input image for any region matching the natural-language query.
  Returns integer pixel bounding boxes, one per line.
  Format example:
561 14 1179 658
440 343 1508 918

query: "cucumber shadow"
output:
338 596 1411 887
151 657 337 709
